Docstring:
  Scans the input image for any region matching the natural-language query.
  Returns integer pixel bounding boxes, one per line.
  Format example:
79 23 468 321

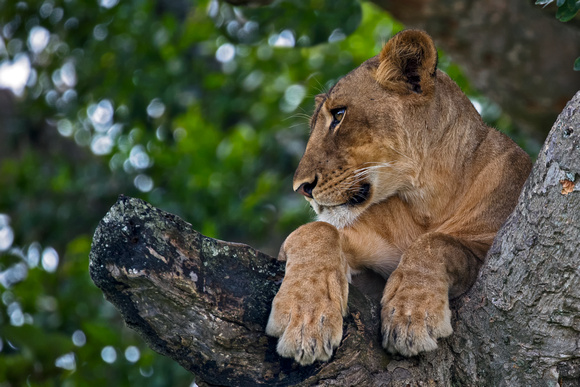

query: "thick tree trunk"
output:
89 91 580 385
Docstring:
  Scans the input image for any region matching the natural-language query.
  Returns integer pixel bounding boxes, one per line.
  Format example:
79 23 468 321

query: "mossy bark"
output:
90 92 580 386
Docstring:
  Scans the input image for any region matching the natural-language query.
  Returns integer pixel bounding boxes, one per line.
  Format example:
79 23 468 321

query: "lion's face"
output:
293 31 442 228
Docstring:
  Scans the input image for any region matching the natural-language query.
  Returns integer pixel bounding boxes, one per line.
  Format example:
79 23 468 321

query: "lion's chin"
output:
308 183 372 229
314 203 366 229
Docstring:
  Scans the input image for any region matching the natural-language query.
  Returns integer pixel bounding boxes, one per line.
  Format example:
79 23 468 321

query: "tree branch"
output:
89 196 405 386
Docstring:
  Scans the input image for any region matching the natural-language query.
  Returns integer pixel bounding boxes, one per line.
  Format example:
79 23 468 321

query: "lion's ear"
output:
376 30 438 96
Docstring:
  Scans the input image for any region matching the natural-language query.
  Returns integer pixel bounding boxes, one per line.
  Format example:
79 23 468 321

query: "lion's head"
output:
293 30 482 228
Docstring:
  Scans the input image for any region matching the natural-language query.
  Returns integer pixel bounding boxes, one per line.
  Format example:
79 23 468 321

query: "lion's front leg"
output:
266 222 349 365
381 233 484 357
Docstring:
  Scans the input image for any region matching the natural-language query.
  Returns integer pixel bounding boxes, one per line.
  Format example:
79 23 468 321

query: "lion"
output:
265 30 532 365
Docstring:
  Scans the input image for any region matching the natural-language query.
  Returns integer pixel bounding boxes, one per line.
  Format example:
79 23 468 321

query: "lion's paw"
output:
380 270 452 357
266 222 348 365
266 282 345 365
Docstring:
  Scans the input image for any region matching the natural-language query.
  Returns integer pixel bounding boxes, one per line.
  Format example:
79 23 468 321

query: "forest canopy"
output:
0 0 575 385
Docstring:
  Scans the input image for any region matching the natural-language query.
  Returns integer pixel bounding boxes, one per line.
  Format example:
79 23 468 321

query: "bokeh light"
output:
0 215 14 252
55 353 76 371
101 346 117 364
124 346 140 363
216 43 235 63
41 247 59 273
72 330 87 347
146 98 166 118
0 53 30 96
28 26 50 54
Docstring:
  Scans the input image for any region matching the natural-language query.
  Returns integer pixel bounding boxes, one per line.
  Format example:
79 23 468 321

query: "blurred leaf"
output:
555 0 580 21
215 0 362 46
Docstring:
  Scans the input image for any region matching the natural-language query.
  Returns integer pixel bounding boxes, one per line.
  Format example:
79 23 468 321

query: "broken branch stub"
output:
89 195 394 386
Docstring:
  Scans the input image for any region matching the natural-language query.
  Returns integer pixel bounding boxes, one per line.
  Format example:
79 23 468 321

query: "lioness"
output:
266 30 531 364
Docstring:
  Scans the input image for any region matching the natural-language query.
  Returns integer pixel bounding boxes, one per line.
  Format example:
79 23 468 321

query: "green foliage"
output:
0 0 526 385
216 0 363 46
555 0 580 21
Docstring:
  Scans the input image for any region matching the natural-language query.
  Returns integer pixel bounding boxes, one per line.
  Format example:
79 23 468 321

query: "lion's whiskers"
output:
285 112 312 122
337 162 396 194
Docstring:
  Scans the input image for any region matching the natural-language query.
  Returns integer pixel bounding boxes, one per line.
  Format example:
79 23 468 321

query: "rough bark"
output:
89 195 455 386
89 91 580 385
223 0 580 140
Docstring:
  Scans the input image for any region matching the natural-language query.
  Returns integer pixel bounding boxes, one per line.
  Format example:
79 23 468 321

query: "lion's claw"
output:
266 297 343 365
380 270 452 356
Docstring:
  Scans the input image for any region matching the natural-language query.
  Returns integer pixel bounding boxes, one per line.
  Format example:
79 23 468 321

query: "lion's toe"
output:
381 287 452 357
274 313 342 365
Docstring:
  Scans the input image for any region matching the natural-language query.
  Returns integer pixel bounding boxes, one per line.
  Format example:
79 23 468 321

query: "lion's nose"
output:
295 177 317 198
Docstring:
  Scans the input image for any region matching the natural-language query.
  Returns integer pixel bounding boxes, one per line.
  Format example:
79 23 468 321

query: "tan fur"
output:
266 30 531 363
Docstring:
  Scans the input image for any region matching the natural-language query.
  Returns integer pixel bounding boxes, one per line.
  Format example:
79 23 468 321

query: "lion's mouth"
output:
310 183 371 227
347 183 371 206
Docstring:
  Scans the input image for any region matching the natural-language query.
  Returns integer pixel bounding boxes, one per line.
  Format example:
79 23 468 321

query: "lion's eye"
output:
329 107 346 131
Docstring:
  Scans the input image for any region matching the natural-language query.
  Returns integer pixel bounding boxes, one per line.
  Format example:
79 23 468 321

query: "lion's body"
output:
266 30 531 364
